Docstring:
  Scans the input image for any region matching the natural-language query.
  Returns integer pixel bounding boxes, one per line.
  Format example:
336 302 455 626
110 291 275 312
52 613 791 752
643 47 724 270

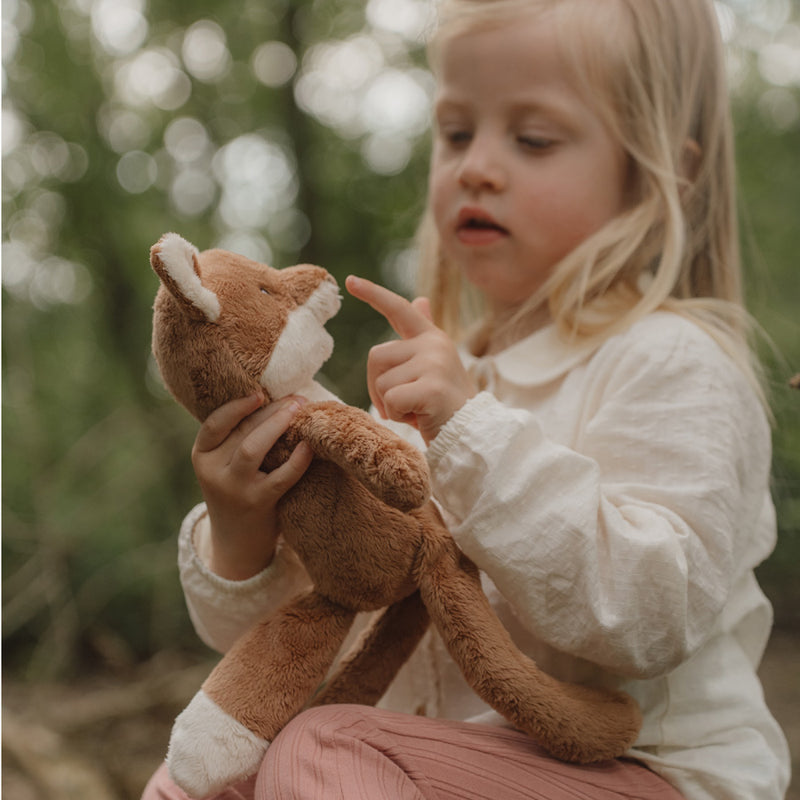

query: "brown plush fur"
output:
150 233 642 796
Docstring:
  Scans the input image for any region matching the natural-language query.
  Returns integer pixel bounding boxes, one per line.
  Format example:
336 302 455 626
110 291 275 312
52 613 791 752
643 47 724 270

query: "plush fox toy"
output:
150 233 642 799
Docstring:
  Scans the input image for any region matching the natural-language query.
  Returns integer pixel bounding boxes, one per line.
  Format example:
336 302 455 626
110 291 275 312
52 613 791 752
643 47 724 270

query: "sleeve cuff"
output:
178 504 309 652
426 391 499 474
178 504 282 595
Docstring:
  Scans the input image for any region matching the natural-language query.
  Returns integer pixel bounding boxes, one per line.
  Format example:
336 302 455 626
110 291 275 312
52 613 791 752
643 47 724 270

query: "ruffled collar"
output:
460 323 603 389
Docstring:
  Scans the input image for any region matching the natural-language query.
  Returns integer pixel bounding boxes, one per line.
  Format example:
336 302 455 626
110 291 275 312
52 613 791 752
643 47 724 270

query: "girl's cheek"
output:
430 195 449 235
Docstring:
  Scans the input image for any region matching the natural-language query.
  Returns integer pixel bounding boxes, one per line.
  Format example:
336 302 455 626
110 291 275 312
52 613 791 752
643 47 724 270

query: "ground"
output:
3 631 798 800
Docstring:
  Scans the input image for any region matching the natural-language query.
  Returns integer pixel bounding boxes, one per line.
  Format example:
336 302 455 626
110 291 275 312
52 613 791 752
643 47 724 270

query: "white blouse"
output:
177 311 790 800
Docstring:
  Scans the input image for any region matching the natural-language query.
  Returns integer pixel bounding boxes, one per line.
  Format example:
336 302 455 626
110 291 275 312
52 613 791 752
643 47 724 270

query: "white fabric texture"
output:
177 311 790 800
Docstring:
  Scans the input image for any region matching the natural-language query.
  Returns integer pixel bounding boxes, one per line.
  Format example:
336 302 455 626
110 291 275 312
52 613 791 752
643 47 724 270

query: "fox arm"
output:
293 401 430 512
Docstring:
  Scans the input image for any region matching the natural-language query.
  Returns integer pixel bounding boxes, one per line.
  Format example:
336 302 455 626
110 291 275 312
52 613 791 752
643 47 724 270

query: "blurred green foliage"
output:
3 0 799 681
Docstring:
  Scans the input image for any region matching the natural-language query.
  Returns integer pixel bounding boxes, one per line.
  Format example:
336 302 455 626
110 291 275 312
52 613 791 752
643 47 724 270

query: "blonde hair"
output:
418 0 766 399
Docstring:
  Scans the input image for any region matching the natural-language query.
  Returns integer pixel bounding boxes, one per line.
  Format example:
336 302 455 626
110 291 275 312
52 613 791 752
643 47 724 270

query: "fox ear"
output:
150 233 221 322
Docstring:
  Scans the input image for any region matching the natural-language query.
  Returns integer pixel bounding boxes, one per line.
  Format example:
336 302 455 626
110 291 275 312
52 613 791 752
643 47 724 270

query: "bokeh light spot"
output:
91 0 147 57
170 169 216 217
116 150 157 193
182 20 231 83
252 41 297 88
164 117 211 163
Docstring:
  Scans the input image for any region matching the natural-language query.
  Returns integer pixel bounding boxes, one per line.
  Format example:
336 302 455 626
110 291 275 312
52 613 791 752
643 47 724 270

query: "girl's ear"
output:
681 139 702 184
150 232 221 323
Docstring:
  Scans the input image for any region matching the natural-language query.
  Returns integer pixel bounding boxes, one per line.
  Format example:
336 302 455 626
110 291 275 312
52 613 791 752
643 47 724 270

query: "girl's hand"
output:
346 276 477 444
191 393 313 580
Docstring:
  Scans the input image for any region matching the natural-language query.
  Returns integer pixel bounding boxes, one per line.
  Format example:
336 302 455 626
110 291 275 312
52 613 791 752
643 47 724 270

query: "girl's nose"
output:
457 140 506 192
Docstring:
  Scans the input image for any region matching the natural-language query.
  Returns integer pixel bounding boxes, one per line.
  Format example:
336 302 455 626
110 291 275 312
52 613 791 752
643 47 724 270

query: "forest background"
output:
2 1 799 798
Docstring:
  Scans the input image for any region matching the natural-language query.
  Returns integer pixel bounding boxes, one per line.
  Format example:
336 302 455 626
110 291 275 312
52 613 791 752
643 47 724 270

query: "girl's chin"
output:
462 272 548 317
461 265 512 297
463 280 519 312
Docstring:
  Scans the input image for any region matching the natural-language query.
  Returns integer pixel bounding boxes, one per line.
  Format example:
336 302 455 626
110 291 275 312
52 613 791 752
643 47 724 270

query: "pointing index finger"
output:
346 276 435 339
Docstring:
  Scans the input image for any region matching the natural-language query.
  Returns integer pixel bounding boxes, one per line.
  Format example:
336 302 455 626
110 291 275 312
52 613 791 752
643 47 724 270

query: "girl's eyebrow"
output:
510 102 579 130
434 95 580 131
504 88 588 123
433 97 470 116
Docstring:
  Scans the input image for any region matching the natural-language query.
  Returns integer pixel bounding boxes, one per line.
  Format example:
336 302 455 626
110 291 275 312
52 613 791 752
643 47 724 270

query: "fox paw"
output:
166 690 268 799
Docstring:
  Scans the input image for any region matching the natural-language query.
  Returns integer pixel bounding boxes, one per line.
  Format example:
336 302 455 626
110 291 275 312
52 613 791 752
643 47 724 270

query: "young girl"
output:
143 0 790 798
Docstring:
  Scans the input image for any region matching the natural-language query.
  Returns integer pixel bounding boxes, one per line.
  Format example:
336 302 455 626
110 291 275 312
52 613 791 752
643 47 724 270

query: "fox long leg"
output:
203 589 357 737
167 590 355 798
312 590 431 708
418 544 642 764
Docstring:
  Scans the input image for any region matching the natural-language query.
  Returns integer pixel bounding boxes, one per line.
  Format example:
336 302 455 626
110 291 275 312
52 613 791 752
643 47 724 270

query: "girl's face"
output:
429 12 629 315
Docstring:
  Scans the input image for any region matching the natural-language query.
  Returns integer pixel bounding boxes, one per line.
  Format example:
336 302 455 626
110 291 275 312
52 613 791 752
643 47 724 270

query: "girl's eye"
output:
260 287 270 295
442 129 472 146
518 135 554 151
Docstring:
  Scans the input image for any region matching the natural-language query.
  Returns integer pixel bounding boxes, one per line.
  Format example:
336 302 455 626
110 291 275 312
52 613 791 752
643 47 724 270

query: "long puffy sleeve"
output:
178 504 311 653
426 314 775 679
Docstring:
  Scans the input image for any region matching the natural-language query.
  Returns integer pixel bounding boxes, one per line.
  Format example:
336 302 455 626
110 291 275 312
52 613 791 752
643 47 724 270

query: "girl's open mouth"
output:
456 208 508 244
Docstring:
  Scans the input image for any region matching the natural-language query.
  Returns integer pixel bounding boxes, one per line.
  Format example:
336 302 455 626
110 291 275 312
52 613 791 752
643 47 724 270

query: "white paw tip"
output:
167 690 269 798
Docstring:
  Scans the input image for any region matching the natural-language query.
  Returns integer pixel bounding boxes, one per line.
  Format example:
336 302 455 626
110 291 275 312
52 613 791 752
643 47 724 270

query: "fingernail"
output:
295 441 313 459
283 397 305 414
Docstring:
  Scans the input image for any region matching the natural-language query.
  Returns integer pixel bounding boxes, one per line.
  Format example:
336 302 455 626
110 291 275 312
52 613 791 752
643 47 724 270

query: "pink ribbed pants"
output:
142 705 684 800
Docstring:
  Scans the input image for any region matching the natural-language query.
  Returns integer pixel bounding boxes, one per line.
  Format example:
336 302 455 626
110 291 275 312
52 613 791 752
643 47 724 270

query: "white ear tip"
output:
155 233 221 323
157 232 199 266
